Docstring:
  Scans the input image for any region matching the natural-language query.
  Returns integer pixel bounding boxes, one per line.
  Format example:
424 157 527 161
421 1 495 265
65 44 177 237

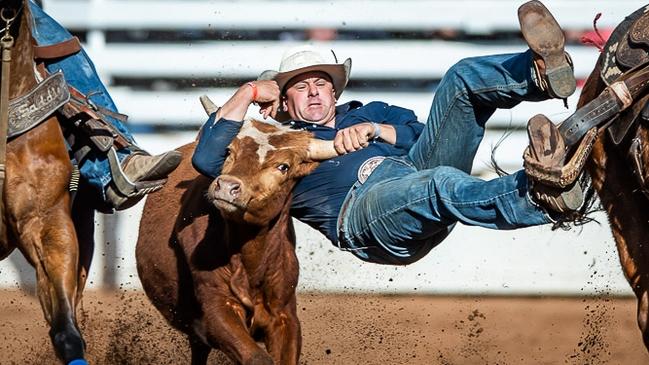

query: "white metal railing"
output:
86 41 601 79
43 1 640 32
38 0 629 129
109 86 580 127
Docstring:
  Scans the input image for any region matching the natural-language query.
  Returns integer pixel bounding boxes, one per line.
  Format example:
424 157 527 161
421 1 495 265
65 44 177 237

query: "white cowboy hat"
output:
258 45 352 99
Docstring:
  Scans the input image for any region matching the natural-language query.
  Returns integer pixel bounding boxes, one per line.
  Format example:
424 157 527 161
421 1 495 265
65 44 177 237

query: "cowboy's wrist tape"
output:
246 82 258 102
371 122 381 140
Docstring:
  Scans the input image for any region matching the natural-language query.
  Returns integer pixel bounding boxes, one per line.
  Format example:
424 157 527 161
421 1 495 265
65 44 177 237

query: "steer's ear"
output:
292 161 320 178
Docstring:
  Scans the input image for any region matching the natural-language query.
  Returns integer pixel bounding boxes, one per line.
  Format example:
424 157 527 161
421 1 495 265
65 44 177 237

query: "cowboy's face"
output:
283 71 336 127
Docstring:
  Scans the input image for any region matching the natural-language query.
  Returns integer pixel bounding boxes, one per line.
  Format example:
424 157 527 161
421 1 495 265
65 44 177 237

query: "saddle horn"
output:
199 95 219 116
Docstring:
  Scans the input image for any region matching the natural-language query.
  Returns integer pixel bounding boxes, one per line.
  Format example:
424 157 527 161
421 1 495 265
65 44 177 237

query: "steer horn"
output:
199 95 220 116
307 139 339 161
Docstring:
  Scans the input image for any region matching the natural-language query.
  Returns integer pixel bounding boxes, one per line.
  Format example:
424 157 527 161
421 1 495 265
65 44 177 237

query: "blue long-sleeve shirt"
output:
193 100 424 244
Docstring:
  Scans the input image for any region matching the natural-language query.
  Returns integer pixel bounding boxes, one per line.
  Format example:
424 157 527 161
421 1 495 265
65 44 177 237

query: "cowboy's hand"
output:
250 80 281 119
334 123 376 154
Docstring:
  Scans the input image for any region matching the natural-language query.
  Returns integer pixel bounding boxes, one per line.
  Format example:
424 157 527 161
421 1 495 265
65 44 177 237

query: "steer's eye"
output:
277 163 290 173
224 148 231 157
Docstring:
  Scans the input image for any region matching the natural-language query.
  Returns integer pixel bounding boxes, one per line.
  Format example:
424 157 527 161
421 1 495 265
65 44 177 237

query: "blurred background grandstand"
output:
1 0 645 295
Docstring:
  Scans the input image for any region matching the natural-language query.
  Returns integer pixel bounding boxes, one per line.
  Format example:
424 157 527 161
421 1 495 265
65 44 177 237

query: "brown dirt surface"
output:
1 289 647 364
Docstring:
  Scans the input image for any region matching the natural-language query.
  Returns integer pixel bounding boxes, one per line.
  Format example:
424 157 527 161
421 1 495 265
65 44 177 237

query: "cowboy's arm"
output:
192 113 242 178
217 80 281 121
334 102 423 153
333 123 397 154
367 101 423 149
193 80 282 177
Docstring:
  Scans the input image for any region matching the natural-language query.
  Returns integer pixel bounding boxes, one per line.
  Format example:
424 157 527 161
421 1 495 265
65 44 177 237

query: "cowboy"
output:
30 2 181 211
193 1 582 264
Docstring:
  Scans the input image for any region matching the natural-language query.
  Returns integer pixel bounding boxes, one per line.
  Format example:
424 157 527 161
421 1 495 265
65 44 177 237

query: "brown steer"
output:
136 110 336 365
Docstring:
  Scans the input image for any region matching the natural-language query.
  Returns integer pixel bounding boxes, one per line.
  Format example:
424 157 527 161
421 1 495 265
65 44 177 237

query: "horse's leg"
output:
589 137 649 353
613 223 649 350
612 226 649 350
17 204 86 363
71 186 95 302
8 125 86 364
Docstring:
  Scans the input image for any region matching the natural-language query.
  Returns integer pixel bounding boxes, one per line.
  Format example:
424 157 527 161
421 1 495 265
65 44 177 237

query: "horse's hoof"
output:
67 359 89 365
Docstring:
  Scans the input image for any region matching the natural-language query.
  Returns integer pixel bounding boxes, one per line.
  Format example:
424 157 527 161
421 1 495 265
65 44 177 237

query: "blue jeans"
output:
337 51 553 265
31 2 135 198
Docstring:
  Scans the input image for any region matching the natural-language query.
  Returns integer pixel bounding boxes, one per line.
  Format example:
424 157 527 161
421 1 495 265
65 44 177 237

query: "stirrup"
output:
105 147 166 210
524 123 598 188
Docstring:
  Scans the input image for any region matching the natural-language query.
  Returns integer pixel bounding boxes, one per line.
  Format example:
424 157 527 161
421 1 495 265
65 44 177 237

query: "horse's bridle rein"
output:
0 5 21 236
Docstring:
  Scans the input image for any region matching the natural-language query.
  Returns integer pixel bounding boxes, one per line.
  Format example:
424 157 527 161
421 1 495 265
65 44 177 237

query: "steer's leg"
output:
636 289 649 349
264 296 301 365
193 285 273 365
189 336 211 365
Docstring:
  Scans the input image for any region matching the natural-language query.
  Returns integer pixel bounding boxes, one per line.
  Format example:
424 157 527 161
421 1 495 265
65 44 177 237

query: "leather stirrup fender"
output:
7 71 69 138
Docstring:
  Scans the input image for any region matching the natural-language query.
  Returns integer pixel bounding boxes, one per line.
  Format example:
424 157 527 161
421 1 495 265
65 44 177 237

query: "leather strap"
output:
33 37 81 60
0 32 14 240
60 85 131 149
558 88 622 147
559 62 649 147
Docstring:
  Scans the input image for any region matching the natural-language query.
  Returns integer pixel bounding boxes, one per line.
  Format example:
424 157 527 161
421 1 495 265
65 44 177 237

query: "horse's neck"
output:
8 4 36 99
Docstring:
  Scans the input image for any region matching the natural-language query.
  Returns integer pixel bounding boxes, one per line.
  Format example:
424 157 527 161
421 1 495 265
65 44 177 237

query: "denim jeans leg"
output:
78 148 132 199
408 51 547 173
341 161 551 264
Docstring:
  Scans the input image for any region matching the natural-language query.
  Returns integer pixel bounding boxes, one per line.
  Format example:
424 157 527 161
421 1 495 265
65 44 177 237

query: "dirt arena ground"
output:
1 289 648 365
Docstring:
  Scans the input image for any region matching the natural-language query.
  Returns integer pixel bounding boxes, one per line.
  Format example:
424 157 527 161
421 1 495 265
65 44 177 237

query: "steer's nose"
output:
214 175 242 200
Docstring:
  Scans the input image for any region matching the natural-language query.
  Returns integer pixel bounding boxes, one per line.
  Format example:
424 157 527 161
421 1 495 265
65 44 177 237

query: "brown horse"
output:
578 4 649 354
0 1 91 363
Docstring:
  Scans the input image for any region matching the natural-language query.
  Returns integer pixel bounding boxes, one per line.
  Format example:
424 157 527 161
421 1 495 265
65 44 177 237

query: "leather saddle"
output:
602 5 649 198
601 5 649 144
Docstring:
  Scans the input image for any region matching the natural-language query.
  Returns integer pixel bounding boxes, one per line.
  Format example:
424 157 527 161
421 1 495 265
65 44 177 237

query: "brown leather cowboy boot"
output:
119 150 182 182
518 0 576 99
526 114 583 214
105 150 182 210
